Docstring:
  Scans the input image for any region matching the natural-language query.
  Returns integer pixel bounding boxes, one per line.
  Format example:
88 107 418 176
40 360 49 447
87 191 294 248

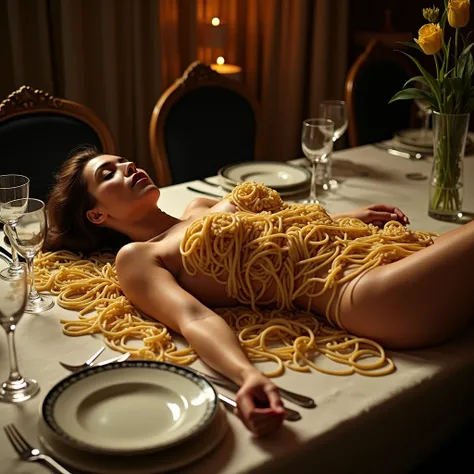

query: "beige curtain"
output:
0 0 197 179
197 0 349 160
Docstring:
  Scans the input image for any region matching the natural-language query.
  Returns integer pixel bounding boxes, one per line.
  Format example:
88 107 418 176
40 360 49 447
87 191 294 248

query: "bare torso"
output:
147 198 331 316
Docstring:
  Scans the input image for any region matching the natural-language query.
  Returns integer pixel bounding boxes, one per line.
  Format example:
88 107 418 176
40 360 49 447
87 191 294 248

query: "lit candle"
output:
211 57 242 80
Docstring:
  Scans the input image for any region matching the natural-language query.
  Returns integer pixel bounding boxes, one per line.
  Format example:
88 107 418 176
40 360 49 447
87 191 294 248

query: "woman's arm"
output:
116 242 285 436
332 204 410 226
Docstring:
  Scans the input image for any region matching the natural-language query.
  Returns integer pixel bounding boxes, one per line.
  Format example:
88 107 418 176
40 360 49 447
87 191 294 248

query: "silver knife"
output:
373 143 424 160
94 352 131 366
186 186 223 199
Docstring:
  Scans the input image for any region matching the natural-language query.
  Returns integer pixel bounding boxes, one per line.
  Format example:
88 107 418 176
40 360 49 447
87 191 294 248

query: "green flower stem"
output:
430 114 467 216
455 28 459 64
434 53 440 82
433 54 444 112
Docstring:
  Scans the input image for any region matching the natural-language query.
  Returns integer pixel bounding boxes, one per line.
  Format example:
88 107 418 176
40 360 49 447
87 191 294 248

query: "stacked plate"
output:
394 129 474 155
218 161 311 197
38 361 228 474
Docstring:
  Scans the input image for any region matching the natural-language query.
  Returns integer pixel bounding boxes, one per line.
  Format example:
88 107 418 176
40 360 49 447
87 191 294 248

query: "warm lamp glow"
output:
211 17 220 26
216 56 225 65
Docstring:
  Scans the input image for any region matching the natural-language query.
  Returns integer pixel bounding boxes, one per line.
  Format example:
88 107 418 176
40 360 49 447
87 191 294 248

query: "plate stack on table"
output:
218 161 311 197
394 129 474 156
37 361 228 474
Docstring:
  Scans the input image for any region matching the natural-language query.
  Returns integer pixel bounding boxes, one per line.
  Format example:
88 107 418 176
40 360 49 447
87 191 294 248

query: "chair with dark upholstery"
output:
149 61 261 186
0 85 116 201
345 40 417 147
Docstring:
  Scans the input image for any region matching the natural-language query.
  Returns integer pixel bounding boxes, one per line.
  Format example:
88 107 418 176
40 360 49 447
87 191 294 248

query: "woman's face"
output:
83 154 160 225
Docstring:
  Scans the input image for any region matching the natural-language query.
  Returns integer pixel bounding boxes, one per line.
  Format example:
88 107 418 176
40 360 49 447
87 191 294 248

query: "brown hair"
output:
44 146 129 254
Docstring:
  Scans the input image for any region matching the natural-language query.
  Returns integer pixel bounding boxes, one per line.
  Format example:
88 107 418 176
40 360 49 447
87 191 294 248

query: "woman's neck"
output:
111 207 180 242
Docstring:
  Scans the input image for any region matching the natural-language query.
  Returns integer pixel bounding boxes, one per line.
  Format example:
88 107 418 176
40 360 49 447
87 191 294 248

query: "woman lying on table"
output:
45 147 473 437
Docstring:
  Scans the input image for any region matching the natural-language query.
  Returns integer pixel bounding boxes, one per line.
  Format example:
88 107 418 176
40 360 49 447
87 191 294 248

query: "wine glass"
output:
0 263 40 402
318 100 348 190
415 96 433 146
4 198 54 314
0 175 29 281
300 118 334 206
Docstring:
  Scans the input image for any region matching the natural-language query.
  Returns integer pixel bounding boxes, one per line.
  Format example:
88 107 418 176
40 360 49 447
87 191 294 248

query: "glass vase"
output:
428 112 470 221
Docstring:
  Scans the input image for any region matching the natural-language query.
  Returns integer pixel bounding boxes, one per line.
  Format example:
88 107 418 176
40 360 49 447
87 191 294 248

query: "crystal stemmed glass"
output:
0 263 40 402
318 100 348 190
3 198 54 314
415 97 433 145
300 118 334 206
0 175 29 281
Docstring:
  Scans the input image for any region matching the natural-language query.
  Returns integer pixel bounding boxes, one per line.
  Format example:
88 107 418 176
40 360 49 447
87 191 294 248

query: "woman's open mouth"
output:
131 172 149 187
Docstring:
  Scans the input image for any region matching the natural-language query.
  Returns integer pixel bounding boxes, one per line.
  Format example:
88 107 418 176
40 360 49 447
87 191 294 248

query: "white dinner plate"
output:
41 361 217 455
394 129 433 149
218 161 311 191
38 405 229 474
394 130 474 155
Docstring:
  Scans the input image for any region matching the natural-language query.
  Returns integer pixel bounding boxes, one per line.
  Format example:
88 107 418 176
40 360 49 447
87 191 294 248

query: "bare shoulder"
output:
116 241 164 274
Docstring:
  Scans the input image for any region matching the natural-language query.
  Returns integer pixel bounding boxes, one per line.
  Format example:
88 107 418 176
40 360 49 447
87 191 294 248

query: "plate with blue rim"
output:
41 360 218 456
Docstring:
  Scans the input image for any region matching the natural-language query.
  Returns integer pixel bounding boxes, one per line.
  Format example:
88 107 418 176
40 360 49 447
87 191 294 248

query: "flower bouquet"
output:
390 0 473 220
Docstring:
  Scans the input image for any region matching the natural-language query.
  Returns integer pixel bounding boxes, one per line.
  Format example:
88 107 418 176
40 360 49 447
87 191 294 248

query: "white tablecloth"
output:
2 144 474 474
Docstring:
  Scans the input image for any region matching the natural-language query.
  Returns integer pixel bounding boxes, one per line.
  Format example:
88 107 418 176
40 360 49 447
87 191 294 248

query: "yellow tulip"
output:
448 0 471 28
414 23 443 55
448 0 470 28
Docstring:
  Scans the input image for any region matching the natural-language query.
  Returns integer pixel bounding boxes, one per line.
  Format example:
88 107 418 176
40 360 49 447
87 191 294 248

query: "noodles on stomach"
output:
35 182 434 377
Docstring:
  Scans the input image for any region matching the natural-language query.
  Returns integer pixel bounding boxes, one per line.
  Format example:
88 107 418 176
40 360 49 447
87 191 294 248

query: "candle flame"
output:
211 17 220 26
216 56 225 65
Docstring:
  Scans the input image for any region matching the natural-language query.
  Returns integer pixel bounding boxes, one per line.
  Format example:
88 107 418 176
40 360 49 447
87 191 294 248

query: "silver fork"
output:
59 350 131 372
58 345 105 371
4 423 72 474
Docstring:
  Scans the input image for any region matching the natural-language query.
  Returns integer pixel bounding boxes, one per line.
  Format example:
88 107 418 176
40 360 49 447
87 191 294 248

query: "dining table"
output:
2 143 474 474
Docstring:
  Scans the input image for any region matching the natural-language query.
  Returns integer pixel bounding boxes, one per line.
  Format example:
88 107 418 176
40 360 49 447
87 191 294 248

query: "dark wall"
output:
348 0 474 130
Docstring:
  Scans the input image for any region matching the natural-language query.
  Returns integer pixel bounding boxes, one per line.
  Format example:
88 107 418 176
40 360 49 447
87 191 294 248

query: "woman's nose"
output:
124 162 137 176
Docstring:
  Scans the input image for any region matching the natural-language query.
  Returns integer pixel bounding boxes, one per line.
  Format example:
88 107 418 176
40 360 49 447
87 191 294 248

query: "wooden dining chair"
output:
149 61 261 187
345 39 417 147
0 85 116 201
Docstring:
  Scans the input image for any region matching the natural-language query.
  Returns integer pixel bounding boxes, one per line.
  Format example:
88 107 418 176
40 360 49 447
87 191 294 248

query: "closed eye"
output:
103 170 115 180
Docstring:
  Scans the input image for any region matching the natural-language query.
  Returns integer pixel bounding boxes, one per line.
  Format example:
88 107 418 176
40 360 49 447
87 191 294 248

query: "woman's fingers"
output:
368 204 410 224
235 406 283 436
263 384 285 414
235 387 284 436
367 210 398 222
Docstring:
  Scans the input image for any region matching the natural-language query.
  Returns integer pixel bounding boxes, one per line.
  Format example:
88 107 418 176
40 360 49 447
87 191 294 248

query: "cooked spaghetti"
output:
181 181 435 328
33 181 435 377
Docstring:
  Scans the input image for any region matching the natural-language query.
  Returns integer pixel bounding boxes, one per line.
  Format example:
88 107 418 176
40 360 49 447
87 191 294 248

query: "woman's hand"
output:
333 204 410 227
234 368 285 437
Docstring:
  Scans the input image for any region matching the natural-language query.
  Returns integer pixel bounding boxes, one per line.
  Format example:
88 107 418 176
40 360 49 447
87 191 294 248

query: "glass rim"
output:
303 118 335 127
3 198 45 213
0 174 30 190
432 111 470 117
